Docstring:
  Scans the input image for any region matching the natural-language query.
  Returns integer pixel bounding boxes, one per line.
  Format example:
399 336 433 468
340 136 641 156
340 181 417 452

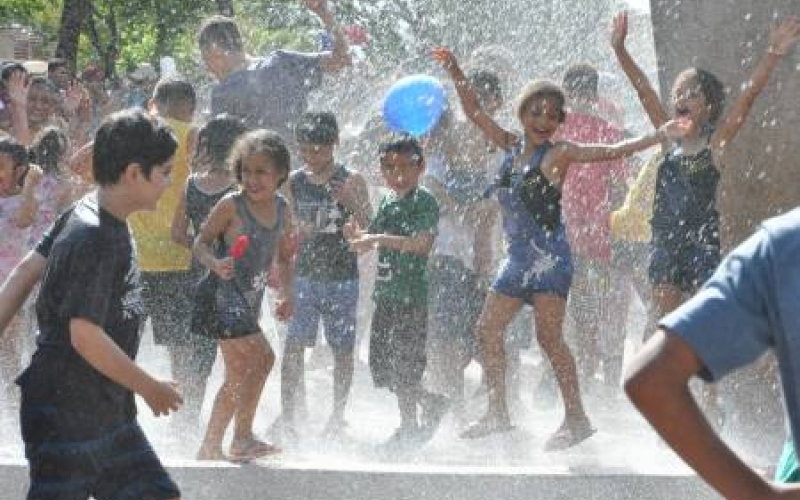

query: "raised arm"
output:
432 47 518 151
306 0 352 72
5 69 31 145
712 15 799 158
611 12 670 129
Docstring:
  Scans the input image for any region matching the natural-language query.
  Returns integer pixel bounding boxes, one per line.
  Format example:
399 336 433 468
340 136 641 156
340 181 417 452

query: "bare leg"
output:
532 293 593 450
460 291 522 438
232 334 274 443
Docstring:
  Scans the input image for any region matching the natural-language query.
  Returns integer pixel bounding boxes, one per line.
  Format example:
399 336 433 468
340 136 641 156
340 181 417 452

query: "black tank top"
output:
289 164 358 281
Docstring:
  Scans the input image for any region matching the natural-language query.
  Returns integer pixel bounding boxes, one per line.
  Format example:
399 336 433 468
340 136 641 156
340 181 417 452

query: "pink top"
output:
0 193 30 282
29 174 61 247
555 111 626 262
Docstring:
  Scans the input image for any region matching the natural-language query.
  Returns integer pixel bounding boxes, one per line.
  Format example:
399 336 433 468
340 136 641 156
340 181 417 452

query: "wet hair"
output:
675 67 726 125
514 80 566 123
195 114 248 170
153 77 196 111
468 70 503 102
30 126 69 176
198 15 244 52
295 111 339 145
93 108 178 186
378 134 424 166
562 63 599 100
229 129 290 186
0 134 29 168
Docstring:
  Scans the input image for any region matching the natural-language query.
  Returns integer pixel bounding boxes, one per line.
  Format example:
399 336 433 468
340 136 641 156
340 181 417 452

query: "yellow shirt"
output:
610 149 661 243
129 117 193 272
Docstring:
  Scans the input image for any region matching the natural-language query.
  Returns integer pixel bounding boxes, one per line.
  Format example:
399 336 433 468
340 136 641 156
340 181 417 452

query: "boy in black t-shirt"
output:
0 109 184 500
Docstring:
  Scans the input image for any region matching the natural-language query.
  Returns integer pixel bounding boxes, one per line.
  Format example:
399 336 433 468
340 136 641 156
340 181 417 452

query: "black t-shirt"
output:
16 194 144 439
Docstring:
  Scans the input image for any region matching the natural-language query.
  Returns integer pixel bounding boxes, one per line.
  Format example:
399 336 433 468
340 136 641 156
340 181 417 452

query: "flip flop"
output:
229 438 282 463
459 417 515 439
543 424 596 451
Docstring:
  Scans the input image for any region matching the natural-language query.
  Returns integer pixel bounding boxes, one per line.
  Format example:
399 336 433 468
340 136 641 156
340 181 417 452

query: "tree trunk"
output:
55 0 91 73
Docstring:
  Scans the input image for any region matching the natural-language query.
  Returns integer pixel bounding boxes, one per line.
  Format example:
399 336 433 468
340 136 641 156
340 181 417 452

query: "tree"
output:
54 0 90 72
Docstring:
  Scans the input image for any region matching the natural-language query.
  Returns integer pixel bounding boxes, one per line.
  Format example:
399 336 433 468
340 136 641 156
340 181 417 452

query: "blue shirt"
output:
210 50 323 141
661 208 800 452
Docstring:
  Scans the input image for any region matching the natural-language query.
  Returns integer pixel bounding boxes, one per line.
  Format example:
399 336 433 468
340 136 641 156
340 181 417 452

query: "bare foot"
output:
196 445 226 461
459 414 514 439
229 437 281 463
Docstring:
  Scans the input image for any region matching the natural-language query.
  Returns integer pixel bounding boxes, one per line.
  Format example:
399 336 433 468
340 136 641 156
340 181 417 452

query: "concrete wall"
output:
650 0 800 248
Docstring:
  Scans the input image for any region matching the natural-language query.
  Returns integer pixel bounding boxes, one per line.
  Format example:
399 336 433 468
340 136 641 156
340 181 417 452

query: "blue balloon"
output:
382 75 446 136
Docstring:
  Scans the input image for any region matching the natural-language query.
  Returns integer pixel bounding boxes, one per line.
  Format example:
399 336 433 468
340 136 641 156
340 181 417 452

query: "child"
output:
0 135 40 415
423 71 502 422
432 46 687 448
171 114 248 430
625 208 800 500
193 129 294 461
282 111 372 439
7 109 183 500
611 12 798 320
28 126 76 245
344 135 448 445
128 77 203 434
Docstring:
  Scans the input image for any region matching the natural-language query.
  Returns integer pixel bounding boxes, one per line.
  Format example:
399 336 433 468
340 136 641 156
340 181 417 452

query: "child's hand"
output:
611 12 629 51
63 80 86 115
431 47 459 72
342 215 362 241
142 379 183 417
211 256 235 280
274 294 294 321
5 69 29 107
349 234 377 253
768 15 799 56
21 164 43 193
660 117 692 140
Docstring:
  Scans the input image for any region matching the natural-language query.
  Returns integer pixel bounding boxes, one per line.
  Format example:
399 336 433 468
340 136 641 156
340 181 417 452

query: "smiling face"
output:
240 153 285 202
519 95 563 145
671 73 709 135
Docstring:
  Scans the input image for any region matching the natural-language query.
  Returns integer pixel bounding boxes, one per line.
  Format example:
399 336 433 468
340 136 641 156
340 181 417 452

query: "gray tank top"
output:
218 193 286 306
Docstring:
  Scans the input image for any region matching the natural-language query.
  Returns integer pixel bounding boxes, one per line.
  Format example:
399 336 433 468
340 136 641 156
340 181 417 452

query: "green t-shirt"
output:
369 186 439 306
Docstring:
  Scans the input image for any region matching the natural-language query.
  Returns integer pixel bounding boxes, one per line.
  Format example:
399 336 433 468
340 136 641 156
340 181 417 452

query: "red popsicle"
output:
230 234 250 260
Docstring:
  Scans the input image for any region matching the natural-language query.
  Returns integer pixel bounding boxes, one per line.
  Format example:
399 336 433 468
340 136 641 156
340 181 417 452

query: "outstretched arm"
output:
306 0 353 72
625 330 796 500
611 12 670 129
0 251 46 337
432 47 518 151
712 15 799 160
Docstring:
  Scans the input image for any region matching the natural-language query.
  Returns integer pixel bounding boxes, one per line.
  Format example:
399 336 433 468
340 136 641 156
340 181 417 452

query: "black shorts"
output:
192 274 262 340
369 301 427 392
24 421 179 500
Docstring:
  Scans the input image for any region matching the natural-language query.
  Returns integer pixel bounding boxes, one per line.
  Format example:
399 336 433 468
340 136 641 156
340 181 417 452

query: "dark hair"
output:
562 64 599 99
1 62 26 81
378 134 424 166
198 15 244 52
468 70 502 102
29 76 59 95
30 126 69 176
0 134 29 168
195 114 248 169
230 129 290 186
93 109 178 186
153 77 197 111
514 80 566 123
47 58 68 73
295 111 339 145
676 67 726 125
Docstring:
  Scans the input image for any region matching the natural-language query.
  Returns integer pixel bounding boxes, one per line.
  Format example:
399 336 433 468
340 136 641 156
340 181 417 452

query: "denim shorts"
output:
492 253 573 302
286 277 359 353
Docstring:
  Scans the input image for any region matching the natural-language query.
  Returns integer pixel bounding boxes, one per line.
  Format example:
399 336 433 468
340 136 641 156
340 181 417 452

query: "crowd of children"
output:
0 5 799 500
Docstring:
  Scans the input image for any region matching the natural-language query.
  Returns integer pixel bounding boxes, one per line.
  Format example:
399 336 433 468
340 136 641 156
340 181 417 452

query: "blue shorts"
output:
23 421 179 500
649 237 720 293
492 253 573 303
286 277 358 353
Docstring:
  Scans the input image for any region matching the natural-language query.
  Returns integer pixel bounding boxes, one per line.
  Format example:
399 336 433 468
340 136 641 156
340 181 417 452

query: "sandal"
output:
229 438 281 463
543 422 596 451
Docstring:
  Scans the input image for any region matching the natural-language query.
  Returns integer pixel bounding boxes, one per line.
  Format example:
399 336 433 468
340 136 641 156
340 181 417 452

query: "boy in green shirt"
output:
345 135 448 445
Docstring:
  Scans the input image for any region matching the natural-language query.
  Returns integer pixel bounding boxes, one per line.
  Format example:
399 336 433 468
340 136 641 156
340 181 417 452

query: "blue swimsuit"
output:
490 142 573 301
649 143 721 292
